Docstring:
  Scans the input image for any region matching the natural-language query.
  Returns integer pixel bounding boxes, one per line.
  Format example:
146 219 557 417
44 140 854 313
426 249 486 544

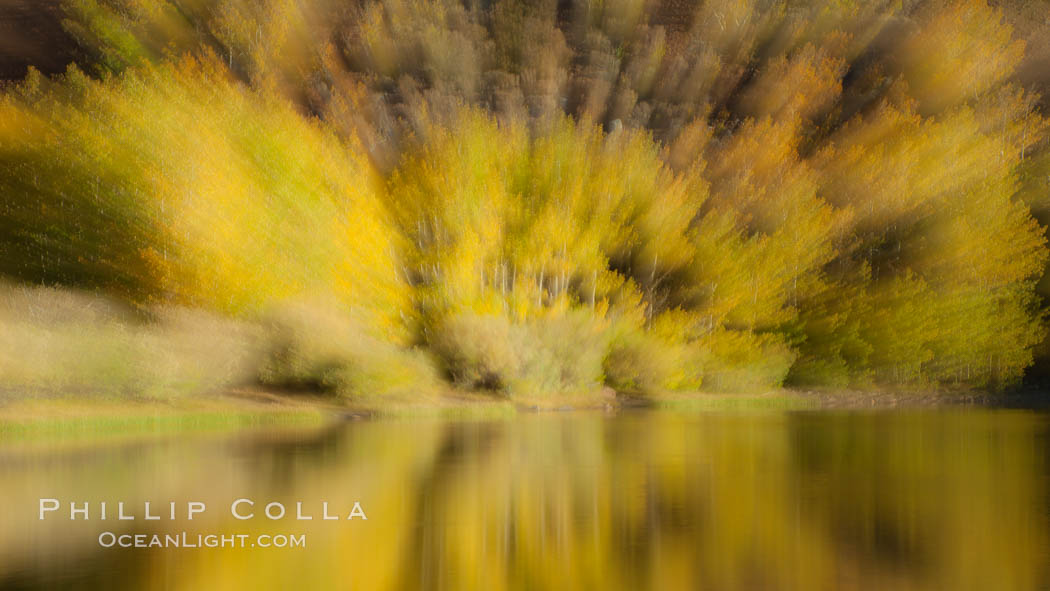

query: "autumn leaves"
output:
1 0 1048 397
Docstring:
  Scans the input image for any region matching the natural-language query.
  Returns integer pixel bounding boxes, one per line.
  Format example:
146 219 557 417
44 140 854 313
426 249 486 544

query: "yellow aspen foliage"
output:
5 0 1050 395
892 0 1026 116
700 116 840 331
735 44 846 124
387 109 713 396
388 109 705 324
0 56 411 342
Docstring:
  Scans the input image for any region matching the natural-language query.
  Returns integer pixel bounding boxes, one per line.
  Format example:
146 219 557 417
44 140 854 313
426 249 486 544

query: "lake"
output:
1 408 1048 590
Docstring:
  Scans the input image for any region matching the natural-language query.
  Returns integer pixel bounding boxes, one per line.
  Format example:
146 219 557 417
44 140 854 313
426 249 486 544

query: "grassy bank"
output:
342 386 1046 416
627 392 821 411
6 384 1047 445
0 392 332 443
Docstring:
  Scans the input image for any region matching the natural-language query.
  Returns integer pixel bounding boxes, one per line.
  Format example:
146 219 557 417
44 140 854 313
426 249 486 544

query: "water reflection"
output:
1 410 1048 590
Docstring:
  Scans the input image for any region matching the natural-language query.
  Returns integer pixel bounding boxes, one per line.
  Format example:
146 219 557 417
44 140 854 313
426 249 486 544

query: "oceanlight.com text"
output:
97 532 306 549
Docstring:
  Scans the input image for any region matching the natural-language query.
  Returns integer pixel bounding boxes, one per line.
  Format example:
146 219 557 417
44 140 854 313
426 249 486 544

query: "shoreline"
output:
3 386 1048 444
0 392 333 443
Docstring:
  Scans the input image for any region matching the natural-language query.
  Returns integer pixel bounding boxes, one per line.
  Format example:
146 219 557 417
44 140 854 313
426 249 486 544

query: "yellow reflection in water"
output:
1 410 1048 590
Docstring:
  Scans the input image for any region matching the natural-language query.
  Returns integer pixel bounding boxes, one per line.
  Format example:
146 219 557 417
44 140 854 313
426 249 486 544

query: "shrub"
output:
430 311 610 399
604 330 704 396
428 313 523 392
0 283 260 398
258 302 441 399
699 330 796 393
510 310 610 399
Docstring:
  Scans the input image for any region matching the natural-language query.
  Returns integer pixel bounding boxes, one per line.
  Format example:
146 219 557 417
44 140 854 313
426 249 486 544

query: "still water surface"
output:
1 409 1048 590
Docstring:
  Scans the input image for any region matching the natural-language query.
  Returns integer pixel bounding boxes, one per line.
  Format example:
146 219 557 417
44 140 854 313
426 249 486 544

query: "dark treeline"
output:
2 0 1050 400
